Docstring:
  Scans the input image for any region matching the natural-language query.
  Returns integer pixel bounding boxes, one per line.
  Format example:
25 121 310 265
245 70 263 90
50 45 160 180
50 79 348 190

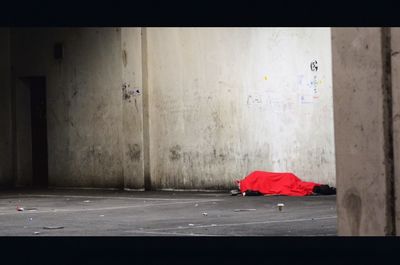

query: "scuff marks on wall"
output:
122 49 128 67
343 188 362 235
77 144 123 187
126 143 141 161
211 111 224 129
169 145 182 160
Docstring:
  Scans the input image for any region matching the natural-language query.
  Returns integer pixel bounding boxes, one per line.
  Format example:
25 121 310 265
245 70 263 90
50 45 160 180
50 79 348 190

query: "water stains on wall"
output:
126 143 141 161
147 28 336 189
169 145 182 161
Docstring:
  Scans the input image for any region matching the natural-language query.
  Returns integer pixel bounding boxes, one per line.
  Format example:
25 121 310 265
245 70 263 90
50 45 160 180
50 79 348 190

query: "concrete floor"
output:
0 189 337 236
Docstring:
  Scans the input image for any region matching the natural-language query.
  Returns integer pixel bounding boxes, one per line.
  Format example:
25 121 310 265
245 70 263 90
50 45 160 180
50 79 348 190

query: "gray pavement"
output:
0 189 337 236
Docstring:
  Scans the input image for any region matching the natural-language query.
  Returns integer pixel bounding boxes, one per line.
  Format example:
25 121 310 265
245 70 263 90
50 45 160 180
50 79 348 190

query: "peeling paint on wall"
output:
122 82 141 101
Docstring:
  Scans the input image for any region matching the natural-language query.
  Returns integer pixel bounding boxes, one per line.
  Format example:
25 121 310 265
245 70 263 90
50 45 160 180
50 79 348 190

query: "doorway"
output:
29 77 48 187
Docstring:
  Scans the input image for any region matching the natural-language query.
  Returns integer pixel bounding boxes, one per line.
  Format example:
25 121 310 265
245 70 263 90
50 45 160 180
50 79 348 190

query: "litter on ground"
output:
234 209 256 212
230 190 240 196
43 226 64 230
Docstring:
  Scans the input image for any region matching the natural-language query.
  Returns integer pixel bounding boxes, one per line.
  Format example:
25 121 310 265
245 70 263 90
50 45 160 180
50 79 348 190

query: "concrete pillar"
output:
332 28 395 235
391 27 400 235
121 28 145 190
141 27 151 190
0 28 13 187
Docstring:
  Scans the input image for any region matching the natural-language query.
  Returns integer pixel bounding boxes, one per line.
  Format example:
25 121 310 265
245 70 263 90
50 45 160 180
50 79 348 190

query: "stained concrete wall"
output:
0 28 12 187
332 28 393 236
121 28 145 190
10 28 129 188
7 28 336 191
391 27 400 235
146 28 336 190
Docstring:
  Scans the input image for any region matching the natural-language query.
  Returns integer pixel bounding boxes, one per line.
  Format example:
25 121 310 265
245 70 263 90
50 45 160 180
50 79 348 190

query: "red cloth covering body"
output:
239 171 321 196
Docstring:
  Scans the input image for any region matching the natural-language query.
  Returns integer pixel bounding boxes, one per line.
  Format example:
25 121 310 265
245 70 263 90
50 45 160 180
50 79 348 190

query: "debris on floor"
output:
188 224 194 226
33 231 40 235
43 226 64 230
277 203 285 211
25 207 38 211
230 189 240 196
202 212 208 216
83 200 91 203
234 209 256 212
16 207 24 211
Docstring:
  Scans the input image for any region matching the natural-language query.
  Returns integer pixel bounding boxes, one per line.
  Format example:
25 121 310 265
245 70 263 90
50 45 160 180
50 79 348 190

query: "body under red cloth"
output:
239 171 321 196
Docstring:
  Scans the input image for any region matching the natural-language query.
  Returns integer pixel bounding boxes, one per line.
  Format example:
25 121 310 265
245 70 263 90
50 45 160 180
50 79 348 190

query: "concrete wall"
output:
7 27 336 191
10 28 129 188
0 28 13 187
146 28 336 190
332 28 394 236
391 27 400 235
121 28 145 190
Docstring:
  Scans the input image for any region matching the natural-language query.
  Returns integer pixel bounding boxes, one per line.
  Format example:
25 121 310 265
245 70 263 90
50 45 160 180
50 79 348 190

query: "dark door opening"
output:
29 77 48 187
